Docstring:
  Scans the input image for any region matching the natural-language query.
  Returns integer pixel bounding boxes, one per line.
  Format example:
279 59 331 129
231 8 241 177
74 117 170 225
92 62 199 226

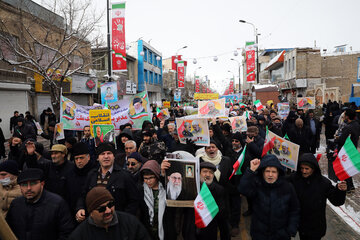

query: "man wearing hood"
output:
13 117 36 141
116 128 133 154
138 130 166 164
288 153 347 240
238 155 300 240
126 152 145 183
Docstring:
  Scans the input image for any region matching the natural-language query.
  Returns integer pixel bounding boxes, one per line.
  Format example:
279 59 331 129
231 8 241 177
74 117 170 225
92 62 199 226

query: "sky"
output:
37 0 360 94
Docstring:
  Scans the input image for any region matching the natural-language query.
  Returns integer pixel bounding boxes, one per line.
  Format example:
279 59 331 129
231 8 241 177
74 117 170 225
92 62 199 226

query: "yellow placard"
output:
194 93 219 100
163 101 171 108
267 100 274 105
89 109 111 136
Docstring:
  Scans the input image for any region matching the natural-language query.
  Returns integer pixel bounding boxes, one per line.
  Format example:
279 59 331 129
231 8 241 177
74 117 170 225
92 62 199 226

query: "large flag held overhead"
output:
194 182 219 228
229 145 247 180
254 100 264 111
333 137 360 181
262 127 276 157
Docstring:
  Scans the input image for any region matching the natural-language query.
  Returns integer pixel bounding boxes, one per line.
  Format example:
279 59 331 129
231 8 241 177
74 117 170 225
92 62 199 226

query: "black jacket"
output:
238 155 300 240
287 126 311 154
25 154 75 200
69 211 150 240
6 190 75 240
288 153 346 238
337 120 360 149
13 121 36 141
77 164 141 216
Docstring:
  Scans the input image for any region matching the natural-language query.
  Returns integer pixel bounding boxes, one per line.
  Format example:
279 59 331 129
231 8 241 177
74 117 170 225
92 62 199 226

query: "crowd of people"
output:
0 99 358 240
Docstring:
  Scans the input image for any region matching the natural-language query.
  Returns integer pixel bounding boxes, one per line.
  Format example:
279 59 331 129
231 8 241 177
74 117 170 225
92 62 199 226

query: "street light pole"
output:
239 20 259 84
231 58 241 93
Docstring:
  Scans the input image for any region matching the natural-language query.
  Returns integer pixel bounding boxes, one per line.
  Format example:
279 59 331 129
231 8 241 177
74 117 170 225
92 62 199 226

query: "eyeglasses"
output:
126 162 137 166
19 180 40 187
143 176 156 181
96 201 115 213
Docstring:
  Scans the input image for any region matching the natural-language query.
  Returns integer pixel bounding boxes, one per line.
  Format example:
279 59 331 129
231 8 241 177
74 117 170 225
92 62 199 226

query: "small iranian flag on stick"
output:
254 100 264 111
261 127 276 157
194 182 219 228
333 137 360 181
229 145 247 180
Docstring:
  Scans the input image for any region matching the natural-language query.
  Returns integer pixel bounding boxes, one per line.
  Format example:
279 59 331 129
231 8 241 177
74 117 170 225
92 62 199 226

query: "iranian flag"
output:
229 145 247 180
254 100 264 111
194 182 219 228
333 137 360 181
261 127 276 157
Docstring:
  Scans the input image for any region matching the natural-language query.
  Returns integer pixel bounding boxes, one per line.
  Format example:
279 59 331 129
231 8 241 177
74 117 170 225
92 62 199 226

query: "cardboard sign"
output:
163 101 171 108
54 123 65 141
229 116 247 132
297 97 315 109
198 98 226 118
89 109 111 137
176 117 210 146
93 124 116 147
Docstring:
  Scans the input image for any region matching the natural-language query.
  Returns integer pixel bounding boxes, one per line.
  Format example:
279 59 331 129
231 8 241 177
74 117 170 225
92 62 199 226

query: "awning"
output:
265 50 285 71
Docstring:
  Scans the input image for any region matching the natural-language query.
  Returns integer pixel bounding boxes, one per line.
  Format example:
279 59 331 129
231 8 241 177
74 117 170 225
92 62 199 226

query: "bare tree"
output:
0 0 104 116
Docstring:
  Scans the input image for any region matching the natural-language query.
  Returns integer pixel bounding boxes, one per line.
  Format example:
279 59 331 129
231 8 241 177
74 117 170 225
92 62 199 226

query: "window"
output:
153 55 157 67
144 70 148 83
143 48 148 62
150 71 153 84
292 57 295 71
149 51 153 64
154 73 158 84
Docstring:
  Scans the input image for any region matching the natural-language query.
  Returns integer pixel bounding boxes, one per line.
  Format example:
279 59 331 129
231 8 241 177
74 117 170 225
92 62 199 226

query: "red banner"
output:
111 3 126 71
195 78 200 93
229 80 234 94
247 71 256 82
177 61 185 88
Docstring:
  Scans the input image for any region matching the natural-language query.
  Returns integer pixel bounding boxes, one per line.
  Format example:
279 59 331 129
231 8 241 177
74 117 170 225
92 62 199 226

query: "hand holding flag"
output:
194 182 219 228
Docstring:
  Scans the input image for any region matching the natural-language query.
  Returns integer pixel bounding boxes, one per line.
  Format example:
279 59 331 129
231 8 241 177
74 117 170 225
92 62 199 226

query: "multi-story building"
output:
128 40 163 104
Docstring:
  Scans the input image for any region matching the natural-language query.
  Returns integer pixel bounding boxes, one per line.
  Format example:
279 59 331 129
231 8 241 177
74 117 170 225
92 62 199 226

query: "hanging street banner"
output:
111 2 126 71
194 93 219 100
229 79 234 94
174 89 181 102
195 77 200 93
93 124 116 147
229 116 248 133
245 41 256 82
89 109 112 137
198 98 226 118
177 60 185 88
60 91 151 130
176 118 210 146
101 81 118 104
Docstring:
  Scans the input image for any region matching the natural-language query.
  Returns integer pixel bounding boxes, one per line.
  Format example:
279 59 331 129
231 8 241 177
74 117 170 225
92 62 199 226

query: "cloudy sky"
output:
38 0 360 93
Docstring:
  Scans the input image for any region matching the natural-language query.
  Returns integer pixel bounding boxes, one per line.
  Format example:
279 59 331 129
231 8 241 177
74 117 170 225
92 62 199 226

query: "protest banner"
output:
100 82 118 104
54 123 65 141
60 91 151 130
89 109 111 137
194 93 219 100
277 102 290 119
198 98 226 118
93 124 116 147
268 131 300 171
165 158 198 207
297 97 315 109
163 101 171 108
33 120 43 135
229 116 247 133
220 93 242 104
176 118 210 146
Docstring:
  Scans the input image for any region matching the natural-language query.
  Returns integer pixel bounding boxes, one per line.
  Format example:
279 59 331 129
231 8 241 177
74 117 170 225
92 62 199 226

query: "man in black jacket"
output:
69 186 149 240
238 155 300 240
304 110 321 154
336 108 360 191
6 168 75 240
288 118 311 154
13 117 36 142
288 153 347 240
9 111 19 134
75 142 141 223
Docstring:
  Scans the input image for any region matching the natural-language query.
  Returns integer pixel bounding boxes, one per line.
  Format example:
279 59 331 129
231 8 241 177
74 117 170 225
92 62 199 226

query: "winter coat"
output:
287 126 311 154
116 128 134 154
68 211 150 240
238 155 300 240
9 115 18 132
337 120 360 149
139 139 167 164
25 154 74 200
76 164 141 216
196 181 230 240
0 180 22 217
65 160 97 215
6 190 75 240
288 153 346 238
13 119 36 141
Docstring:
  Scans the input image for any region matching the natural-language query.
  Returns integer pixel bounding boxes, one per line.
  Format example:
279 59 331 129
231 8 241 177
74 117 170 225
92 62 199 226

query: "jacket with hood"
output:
238 155 300 240
287 153 346 238
116 128 134 153
12 117 36 141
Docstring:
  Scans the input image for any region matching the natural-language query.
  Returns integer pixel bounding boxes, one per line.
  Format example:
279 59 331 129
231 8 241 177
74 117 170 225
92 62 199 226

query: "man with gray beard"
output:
166 172 182 200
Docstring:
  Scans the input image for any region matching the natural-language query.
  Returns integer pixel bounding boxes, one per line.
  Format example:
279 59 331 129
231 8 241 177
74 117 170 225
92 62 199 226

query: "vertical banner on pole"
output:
177 61 185 88
229 79 234 94
245 41 256 82
195 76 200 93
111 2 126 72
